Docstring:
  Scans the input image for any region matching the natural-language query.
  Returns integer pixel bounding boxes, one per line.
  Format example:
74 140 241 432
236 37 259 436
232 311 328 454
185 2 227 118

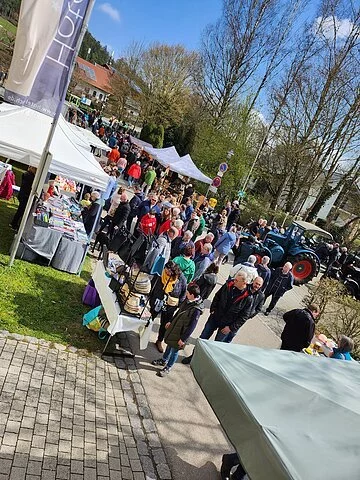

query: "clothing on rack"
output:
0 169 16 200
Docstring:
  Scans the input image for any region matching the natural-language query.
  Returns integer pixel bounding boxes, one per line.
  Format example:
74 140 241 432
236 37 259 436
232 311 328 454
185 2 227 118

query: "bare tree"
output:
263 0 360 217
195 0 307 125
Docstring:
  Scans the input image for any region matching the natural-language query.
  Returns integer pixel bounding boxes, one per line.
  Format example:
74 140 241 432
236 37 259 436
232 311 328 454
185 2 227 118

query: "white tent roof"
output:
129 135 153 149
72 124 111 152
172 154 212 184
144 146 211 184
0 103 109 190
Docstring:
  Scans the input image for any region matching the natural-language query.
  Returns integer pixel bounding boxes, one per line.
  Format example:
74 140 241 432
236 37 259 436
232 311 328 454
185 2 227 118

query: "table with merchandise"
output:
19 195 89 273
92 260 154 352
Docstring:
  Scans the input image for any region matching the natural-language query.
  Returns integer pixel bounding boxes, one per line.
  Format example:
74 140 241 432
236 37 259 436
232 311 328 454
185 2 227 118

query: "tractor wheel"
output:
288 253 319 285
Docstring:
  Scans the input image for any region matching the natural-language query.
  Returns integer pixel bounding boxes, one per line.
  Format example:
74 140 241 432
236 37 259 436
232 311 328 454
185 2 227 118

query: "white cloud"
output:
315 16 355 40
99 3 120 22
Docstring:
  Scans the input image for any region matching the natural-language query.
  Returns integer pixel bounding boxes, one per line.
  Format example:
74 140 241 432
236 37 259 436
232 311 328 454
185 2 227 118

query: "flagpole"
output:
9 0 96 266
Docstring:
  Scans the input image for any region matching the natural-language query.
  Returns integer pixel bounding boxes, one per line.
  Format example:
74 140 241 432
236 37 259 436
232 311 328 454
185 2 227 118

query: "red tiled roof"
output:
76 56 112 94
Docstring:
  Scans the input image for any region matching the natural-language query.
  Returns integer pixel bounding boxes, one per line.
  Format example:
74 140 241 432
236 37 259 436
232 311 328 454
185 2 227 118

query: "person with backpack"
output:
152 284 204 377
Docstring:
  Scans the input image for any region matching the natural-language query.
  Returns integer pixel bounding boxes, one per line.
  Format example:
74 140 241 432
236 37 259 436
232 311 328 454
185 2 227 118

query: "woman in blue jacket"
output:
214 226 236 266
330 335 354 361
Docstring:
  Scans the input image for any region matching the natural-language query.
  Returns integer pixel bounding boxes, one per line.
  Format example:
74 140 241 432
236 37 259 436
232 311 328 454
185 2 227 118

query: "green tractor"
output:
254 221 333 285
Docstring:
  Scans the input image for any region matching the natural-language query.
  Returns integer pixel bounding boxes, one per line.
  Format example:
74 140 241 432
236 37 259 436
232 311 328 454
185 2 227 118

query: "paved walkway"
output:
0 332 171 480
126 259 306 480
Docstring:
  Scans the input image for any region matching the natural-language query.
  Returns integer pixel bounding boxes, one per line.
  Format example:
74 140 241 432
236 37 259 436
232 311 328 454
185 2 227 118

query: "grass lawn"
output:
0 192 102 352
0 17 17 35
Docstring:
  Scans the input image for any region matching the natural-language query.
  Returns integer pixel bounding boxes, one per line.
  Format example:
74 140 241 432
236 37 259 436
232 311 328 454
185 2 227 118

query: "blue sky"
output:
88 0 222 57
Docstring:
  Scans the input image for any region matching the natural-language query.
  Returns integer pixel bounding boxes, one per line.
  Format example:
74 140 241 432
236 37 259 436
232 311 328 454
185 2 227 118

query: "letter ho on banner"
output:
4 0 91 118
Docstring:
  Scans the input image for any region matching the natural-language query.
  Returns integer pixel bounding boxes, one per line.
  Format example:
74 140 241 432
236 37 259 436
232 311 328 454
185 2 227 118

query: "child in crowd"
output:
80 193 91 208
152 284 204 377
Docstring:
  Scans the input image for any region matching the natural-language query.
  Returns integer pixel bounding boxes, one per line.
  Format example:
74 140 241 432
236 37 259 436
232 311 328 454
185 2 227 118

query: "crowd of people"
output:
76 130 355 382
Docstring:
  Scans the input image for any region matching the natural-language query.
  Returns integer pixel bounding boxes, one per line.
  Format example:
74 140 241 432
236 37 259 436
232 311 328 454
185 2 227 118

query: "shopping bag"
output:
86 317 102 332
83 305 102 325
82 279 100 307
150 254 166 276
83 306 108 333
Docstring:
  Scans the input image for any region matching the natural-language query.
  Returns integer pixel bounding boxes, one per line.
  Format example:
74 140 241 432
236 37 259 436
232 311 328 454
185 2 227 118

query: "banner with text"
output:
4 0 91 117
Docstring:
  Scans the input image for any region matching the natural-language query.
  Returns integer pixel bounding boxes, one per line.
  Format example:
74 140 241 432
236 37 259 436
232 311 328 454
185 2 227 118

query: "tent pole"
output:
77 195 104 276
8 0 95 267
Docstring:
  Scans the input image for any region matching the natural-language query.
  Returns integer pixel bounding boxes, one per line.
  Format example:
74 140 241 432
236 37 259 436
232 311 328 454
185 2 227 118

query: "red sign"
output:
212 176 222 188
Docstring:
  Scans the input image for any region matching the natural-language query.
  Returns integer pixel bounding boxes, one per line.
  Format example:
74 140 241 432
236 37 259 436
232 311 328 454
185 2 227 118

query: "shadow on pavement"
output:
164 447 220 480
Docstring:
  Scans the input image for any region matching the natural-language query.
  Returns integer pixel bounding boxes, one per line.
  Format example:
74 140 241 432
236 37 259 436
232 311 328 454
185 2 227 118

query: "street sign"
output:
212 176 222 188
209 185 218 193
238 190 246 198
219 162 228 173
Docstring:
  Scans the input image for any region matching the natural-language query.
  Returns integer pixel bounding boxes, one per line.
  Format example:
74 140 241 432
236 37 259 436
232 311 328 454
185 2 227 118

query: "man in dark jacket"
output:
137 194 160 221
264 263 293 315
232 235 256 266
226 200 240 230
109 197 131 237
82 192 103 236
223 277 264 343
152 284 204 376
248 277 265 318
10 166 36 230
256 256 271 291
325 243 340 275
280 304 320 352
126 186 145 231
182 271 252 364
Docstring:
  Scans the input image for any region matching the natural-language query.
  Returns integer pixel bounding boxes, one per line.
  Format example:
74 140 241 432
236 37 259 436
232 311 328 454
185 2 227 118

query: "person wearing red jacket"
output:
127 161 142 187
140 208 157 236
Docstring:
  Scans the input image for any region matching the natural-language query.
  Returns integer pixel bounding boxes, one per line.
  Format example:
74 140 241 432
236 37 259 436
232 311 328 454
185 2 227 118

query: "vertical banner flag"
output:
4 0 91 117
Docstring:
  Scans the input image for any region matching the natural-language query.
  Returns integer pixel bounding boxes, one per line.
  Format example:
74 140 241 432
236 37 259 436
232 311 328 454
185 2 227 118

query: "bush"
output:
140 123 164 148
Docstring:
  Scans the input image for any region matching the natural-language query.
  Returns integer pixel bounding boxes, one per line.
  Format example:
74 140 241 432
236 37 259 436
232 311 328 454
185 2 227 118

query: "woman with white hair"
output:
230 255 258 283
82 191 102 236
171 230 195 259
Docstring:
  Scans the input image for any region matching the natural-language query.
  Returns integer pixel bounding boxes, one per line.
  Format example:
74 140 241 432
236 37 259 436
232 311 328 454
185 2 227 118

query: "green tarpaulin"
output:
191 340 360 480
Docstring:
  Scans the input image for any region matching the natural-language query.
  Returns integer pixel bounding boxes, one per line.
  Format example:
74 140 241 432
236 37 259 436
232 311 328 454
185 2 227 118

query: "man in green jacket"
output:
152 284 204 377
142 166 157 195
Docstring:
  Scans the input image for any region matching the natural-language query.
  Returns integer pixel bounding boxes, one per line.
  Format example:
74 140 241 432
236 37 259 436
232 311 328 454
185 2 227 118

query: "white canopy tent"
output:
129 135 153 149
144 146 212 184
71 124 111 152
171 154 212 184
0 103 109 190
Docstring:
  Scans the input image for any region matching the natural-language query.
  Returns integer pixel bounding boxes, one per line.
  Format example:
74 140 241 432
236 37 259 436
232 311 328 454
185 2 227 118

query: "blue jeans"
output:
223 331 236 343
162 345 179 369
199 314 229 342
128 176 134 187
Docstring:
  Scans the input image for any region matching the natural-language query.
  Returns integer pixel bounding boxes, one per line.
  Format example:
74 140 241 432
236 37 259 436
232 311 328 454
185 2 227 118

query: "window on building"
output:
99 93 103 101
92 91 97 97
